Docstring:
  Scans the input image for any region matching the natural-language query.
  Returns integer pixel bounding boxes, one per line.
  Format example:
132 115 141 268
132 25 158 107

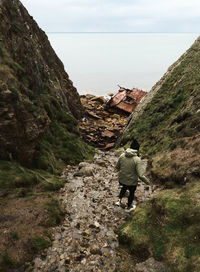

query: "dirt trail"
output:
30 149 152 272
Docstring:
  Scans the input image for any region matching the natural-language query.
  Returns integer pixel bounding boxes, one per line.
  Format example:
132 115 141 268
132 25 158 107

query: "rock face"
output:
0 0 85 166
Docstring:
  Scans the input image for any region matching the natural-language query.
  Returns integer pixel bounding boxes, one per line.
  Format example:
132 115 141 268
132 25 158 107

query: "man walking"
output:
115 147 150 211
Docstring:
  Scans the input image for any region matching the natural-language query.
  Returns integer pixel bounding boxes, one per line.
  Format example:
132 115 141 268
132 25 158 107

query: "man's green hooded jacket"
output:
116 148 149 186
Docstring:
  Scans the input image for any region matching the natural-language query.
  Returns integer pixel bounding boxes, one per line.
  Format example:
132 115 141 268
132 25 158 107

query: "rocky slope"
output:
118 37 200 271
29 149 157 272
79 94 129 149
0 0 92 169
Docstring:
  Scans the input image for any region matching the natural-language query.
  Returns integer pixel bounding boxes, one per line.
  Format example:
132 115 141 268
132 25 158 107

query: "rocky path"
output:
32 149 152 272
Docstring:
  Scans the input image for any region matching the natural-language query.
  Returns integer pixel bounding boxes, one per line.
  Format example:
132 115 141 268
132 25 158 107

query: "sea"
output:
47 33 199 96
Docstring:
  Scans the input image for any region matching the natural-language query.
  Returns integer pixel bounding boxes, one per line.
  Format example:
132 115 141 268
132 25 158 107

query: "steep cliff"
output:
119 37 200 271
0 0 91 169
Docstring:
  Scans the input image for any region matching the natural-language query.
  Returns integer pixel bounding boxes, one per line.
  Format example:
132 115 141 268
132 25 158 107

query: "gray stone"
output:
74 166 94 177
135 257 169 272
78 162 89 169
96 159 107 167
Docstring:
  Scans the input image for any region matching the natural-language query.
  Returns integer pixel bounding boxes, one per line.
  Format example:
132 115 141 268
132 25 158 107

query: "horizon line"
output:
47 31 199 34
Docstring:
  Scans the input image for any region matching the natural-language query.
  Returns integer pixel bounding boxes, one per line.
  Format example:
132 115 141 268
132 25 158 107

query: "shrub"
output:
45 198 64 227
0 251 17 270
31 236 51 254
0 44 5 57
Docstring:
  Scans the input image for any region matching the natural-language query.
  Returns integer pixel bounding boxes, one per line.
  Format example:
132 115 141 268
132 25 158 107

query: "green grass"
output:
118 183 200 271
41 177 65 191
0 160 38 190
119 38 200 156
0 160 67 193
0 44 5 58
30 236 52 254
0 251 17 271
45 198 65 227
35 120 94 173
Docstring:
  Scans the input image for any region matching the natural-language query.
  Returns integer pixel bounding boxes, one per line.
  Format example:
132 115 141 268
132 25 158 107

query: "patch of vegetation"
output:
41 176 65 191
0 251 17 271
35 120 94 173
30 236 52 254
0 44 5 58
0 160 38 190
10 87 19 100
29 89 95 173
0 160 67 193
9 61 25 76
45 197 65 227
10 231 19 241
118 182 200 271
25 88 35 100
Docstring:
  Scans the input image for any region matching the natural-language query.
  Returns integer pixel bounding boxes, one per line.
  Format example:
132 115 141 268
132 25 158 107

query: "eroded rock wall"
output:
0 0 84 166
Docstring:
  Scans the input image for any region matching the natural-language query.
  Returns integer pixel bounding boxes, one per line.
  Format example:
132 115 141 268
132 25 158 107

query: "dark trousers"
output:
119 183 137 207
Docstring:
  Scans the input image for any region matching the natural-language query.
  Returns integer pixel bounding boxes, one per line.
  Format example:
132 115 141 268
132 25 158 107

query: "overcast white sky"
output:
20 0 200 33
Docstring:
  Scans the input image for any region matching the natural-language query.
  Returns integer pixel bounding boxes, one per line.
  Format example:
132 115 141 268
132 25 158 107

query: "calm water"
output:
48 33 199 96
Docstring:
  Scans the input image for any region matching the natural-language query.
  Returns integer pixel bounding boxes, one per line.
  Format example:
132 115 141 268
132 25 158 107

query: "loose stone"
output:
31 149 152 272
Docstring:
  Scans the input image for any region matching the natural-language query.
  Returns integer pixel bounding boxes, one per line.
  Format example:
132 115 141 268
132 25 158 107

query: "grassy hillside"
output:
118 37 200 271
119 180 200 272
120 36 200 185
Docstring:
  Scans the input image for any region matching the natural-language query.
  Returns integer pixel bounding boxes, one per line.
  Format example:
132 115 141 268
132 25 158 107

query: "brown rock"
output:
86 111 101 119
90 245 102 255
104 143 115 149
91 96 107 104
101 130 115 138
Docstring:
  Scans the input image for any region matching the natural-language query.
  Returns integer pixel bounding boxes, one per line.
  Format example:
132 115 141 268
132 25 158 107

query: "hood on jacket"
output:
125 148 138 157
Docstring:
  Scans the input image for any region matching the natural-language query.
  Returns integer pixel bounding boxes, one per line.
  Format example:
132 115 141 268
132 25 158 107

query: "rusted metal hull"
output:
108 87 147 114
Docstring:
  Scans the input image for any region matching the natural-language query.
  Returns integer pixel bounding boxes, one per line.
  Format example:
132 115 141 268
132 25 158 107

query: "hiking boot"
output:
126 204 136 212
115 200 121 206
